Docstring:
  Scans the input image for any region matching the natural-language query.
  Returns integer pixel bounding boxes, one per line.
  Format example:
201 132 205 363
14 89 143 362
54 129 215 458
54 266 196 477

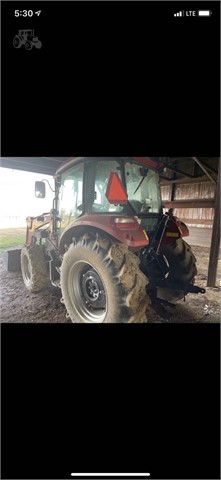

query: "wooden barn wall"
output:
161 182 215 228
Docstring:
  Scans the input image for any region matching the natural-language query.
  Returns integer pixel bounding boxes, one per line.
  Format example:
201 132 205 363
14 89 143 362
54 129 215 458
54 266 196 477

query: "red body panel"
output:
132 157 163 169
59 214 149 249
161 216 189 245
178 220 189 237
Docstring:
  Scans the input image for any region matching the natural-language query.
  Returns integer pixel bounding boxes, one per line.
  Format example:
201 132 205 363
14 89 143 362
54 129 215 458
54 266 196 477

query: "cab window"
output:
59 163 84 229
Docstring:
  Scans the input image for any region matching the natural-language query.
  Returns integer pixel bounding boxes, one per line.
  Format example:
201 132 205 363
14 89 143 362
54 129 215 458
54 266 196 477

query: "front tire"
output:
35 41 42 49
25 41 33 50
21 244 47 292
60 235 149 323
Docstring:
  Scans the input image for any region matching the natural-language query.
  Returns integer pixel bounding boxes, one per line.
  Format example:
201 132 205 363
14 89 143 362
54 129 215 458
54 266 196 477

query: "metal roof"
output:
0 157 68 176
0 156 219 181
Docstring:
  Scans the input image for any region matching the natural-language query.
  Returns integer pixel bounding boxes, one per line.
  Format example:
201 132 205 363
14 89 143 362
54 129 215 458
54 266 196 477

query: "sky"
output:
0 168 55 228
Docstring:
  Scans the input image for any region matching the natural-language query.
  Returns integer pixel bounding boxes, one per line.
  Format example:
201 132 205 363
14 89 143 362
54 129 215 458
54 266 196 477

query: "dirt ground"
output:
0 246 220 323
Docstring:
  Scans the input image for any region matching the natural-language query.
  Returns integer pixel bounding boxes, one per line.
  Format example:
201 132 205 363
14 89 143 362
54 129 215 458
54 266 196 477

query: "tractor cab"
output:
55 157 162 239
19 29 33 36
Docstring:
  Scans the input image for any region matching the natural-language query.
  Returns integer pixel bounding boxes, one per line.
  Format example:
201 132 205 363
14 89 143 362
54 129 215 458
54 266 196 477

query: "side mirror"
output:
35 181 46 198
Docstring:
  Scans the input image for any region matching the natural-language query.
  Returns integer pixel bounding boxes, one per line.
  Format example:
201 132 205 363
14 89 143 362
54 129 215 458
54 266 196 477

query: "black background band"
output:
1 2 220 479
1 1 220 156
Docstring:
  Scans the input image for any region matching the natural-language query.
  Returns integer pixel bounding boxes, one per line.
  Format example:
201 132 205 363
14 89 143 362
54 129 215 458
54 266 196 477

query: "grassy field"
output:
0 228 26 254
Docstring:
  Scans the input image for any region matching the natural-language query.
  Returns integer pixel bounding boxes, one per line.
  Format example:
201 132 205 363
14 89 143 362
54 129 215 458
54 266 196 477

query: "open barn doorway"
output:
0 157 220 323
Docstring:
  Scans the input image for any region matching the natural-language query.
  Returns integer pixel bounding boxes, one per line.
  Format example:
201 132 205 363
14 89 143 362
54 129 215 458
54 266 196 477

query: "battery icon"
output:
198 10 211 16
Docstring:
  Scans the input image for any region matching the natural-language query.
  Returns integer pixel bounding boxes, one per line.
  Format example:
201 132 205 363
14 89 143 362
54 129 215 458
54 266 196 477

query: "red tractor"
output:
21 157 205 322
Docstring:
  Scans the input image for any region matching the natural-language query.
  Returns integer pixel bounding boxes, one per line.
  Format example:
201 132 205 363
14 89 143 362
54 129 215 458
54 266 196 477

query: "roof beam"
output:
163 200 215 209
192 157 216 184
207 163 220 286
160 174 211 185
159 160 195 178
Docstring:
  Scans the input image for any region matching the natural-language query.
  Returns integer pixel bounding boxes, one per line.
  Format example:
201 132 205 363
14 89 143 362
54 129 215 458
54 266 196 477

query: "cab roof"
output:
55 157 161 176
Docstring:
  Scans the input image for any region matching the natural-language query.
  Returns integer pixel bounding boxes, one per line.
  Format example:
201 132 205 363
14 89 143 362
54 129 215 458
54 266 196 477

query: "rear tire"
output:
13 36 22 48
60 235 149 323
161 238 197 283
158 238 197 302
21 244 47 292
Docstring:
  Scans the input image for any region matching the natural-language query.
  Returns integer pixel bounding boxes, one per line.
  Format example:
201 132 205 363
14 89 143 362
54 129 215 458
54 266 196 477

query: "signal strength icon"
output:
174 11 184 17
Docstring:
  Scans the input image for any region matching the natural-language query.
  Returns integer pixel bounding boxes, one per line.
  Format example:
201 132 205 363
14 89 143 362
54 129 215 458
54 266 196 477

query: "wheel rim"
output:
22 255 31 286
14 39 19 47
67 261 107 323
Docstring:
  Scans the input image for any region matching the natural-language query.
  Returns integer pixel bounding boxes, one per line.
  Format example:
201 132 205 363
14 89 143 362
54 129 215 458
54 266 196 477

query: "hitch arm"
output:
155 278 206 295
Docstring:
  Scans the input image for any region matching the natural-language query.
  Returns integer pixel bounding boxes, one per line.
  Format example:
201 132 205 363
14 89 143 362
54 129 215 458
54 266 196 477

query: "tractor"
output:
13 30 42 50
21 157 205 323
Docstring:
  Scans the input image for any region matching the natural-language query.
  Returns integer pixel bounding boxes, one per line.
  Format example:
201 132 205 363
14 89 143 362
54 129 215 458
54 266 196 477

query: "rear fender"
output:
178 220 189 237
161 217 189 245
58 214 149 254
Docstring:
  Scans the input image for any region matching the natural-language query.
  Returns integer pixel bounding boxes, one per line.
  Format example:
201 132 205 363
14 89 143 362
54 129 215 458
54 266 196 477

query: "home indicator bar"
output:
71 475 151 478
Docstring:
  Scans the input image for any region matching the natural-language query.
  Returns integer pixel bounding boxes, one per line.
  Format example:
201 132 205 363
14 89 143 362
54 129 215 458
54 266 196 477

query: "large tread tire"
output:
21 244 47 293
25 41 33 51
60 234 149 323
158 238 197 302
161 239 197 283
13 36 22 48
35 41 42 49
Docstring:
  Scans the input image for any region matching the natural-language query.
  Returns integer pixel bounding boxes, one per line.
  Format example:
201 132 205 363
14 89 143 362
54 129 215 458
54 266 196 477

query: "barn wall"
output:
161 181 215 228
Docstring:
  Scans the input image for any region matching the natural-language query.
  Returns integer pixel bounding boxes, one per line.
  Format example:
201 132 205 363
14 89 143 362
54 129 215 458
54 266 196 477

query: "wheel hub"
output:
81 269 106 309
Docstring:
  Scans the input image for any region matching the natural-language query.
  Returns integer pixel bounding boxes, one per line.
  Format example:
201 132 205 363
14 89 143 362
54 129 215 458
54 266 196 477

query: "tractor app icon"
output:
13 29 42 50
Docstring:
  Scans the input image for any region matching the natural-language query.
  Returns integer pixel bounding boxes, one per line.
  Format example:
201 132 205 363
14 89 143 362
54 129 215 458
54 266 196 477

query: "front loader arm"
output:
25 213 51 245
